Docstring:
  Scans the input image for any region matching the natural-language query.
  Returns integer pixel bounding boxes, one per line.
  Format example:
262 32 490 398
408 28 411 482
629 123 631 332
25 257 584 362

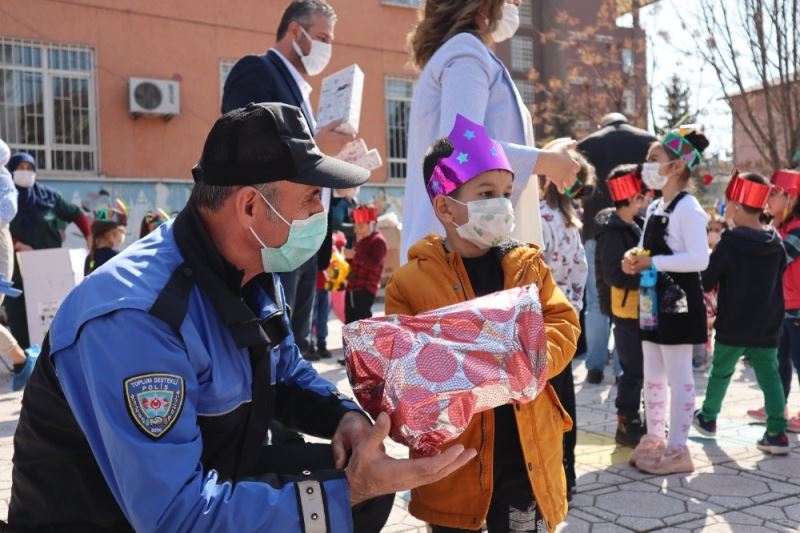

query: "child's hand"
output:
344 248 355 260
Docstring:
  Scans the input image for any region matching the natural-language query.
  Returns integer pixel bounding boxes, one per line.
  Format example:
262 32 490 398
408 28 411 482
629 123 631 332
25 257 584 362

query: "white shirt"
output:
271 49 331 209
400 33 543 263
540 202 588 312
271 48 317 132
641 193 709 273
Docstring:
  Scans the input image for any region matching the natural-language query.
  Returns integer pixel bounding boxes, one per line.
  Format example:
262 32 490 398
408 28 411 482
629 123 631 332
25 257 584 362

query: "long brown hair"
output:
408 0 505 70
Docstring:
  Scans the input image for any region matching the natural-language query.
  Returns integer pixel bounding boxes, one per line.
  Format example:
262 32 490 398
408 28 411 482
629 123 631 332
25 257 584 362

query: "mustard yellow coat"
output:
384 235 580 531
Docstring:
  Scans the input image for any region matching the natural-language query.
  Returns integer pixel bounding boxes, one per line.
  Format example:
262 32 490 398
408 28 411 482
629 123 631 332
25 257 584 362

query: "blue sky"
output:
635 0 736 158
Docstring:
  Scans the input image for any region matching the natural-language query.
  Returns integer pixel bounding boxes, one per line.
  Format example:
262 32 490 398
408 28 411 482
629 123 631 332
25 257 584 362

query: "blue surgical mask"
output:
249 192 328 273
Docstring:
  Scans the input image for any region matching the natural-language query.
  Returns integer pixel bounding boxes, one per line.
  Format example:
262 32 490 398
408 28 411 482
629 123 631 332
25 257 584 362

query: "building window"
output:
519 2 533 27
621 48 634 75
568 76 588 86
623 89 636 114
575 119 591 131
595 34 614 44
514 79 534 106
0 37 97 172
220 58 236 100
510 36 534 72
385 76 414 180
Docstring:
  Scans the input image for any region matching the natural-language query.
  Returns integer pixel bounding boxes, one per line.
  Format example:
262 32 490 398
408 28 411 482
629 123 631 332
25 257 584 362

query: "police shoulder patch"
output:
124 373 185 439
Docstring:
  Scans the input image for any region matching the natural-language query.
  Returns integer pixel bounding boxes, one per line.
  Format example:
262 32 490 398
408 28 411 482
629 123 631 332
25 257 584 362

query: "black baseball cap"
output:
192 102 369 188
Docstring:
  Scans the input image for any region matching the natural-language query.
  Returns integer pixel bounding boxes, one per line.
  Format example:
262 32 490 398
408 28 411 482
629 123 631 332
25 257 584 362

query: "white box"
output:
337 138 368 162
351 149 383 171
17 248 86 346
317 64 364 135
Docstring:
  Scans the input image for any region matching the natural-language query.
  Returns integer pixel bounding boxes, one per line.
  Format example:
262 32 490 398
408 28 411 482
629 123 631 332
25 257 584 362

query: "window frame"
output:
510 36 534 72
384 75 414 182
0 36 99 175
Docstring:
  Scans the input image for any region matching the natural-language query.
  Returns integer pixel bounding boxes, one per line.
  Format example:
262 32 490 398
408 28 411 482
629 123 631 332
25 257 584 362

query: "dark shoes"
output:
317 346 332 359
615 414 647 447
586 368 604 384
692 409 717 437
302 347 321 362
757 431 790 455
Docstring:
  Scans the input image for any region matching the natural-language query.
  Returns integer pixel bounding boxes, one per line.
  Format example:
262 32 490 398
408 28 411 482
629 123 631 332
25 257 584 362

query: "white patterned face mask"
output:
451 197 515 249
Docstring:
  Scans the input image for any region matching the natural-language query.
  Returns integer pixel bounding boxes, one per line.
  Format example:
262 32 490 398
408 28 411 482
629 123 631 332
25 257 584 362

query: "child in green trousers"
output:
693 173 790 454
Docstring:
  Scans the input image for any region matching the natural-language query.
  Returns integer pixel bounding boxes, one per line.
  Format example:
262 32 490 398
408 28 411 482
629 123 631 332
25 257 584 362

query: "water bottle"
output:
639 266 658 331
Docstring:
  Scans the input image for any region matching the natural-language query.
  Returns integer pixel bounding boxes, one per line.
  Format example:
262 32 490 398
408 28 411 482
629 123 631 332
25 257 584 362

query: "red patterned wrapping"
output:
343 285 549 455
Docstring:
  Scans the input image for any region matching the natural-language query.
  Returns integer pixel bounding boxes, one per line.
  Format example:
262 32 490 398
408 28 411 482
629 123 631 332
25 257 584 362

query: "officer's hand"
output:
344 413 477 506
315 120 356 156
332 411 373 469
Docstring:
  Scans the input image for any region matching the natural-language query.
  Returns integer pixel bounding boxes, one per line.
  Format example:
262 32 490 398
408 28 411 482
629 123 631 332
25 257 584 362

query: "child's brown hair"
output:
539 150 596 229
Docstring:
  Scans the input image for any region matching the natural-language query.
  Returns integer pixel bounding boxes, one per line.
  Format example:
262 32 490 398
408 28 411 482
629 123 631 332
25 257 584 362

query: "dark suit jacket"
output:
221 49 332 270
578 122 657 240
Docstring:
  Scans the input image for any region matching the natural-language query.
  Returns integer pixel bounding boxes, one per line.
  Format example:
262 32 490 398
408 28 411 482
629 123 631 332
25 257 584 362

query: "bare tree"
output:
530 0 651 140
688 0 800 169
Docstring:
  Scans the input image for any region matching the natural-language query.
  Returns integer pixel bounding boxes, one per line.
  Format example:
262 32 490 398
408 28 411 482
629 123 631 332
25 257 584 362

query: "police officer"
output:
8 103 475 532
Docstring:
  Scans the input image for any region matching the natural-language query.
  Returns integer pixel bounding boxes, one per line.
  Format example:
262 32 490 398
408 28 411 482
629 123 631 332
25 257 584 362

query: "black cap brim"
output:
292 154 370 189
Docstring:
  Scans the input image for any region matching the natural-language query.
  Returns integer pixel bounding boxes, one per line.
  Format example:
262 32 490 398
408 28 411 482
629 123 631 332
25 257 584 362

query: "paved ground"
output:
1 314 799 532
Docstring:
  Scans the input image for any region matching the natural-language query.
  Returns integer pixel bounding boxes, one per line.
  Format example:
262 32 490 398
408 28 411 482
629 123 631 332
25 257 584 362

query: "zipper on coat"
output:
621 289 629 307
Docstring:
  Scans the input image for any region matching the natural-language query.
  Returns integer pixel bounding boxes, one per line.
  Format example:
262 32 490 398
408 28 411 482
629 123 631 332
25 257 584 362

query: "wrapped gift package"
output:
317 64 364 135
337 139 383 171
343 285 549 455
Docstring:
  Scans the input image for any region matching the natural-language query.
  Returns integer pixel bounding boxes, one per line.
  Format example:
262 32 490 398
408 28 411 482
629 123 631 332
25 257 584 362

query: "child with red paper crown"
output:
748 169 800 432
692 172 790 453
622 126 710 475
594 165 650 448
344 205 386 325
85 199 128 275
385 115 579 532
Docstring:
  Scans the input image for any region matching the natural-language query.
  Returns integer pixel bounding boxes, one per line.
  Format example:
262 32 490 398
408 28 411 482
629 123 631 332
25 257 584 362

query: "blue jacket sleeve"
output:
273 310 366 438
54 309 353 533
221 55 276 113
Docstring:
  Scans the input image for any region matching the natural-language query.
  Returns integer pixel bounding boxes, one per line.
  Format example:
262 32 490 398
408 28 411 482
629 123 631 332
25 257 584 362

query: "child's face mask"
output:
449 197 515 249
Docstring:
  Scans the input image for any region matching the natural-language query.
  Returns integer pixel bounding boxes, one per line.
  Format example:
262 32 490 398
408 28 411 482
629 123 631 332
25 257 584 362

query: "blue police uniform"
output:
9 207 376 532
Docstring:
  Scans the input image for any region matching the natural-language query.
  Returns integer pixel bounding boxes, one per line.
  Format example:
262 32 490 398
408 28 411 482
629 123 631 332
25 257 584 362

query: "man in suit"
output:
578 113 657 385
223 0 354 363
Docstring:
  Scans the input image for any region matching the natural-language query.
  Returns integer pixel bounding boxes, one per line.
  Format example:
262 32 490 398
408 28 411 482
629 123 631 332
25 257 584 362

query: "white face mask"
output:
491 3 520 43
292 26 332 76
641 162 670 191
451 197 515 249
13 170 36 188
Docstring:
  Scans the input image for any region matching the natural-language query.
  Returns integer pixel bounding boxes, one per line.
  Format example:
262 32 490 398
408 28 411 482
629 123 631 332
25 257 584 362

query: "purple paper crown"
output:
426 114 514 201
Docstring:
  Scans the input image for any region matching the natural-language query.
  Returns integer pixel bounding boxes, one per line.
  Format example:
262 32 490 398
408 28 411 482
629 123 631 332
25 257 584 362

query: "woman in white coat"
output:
400 0 580 262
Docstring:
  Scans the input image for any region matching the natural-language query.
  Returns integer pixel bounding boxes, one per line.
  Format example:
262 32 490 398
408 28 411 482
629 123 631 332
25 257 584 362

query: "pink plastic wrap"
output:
343 285 549 455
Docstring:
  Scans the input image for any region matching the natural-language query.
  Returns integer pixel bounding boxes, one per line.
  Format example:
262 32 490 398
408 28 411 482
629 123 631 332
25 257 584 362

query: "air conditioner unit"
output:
128 77 180 120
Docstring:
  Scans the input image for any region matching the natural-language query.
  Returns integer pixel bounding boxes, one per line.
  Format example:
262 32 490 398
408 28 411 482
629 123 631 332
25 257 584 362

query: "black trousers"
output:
345 290 376 324
548 360 576 492
612 317 644 417
257 443 394 533
430 407 546 533
280 254 318 353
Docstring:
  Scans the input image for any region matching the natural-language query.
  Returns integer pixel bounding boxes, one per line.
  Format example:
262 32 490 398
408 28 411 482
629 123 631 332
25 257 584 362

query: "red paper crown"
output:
772 169 800 196
607 172 643 203
352 206 378 224
726 172 771 209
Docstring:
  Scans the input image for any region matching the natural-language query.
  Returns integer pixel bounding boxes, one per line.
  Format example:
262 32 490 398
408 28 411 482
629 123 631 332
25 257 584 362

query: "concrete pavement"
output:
1 315 799 531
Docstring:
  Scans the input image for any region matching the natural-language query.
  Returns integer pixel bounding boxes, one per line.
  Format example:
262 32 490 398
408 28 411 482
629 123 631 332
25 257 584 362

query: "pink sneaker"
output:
629 434 666 466
636 446 695 475
746 406 766 423
787 413 800 433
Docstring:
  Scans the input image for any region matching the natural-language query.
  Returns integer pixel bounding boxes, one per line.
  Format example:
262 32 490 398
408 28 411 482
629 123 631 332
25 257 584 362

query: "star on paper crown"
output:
772 169 800 196
352 205 378 224
94 199 128 226
607 171 643 203
726 170 771 210
661 127 703 170
426 114 514 201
